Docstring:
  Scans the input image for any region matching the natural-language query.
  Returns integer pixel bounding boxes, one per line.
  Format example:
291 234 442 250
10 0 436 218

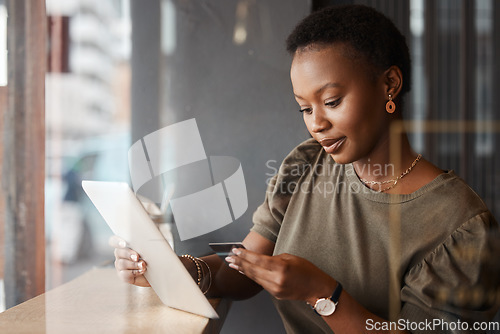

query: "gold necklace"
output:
359 154 422 192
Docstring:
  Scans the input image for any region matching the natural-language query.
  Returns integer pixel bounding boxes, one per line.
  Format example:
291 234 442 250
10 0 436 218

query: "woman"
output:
111 5 499 333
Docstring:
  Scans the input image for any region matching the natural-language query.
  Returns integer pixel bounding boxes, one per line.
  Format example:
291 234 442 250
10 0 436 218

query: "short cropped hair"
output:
286 5 412 95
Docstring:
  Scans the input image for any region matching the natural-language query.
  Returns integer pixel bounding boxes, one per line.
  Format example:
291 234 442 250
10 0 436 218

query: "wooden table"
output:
0 268 231 333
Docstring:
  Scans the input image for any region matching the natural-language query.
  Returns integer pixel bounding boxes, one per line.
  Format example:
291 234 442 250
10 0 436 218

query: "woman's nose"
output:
310 109 331 133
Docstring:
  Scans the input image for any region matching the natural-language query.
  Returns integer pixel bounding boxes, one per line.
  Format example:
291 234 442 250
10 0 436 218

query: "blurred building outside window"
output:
45 0 132 289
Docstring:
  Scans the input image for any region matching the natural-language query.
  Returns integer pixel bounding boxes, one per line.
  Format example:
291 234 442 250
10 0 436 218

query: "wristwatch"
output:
310 282 343 316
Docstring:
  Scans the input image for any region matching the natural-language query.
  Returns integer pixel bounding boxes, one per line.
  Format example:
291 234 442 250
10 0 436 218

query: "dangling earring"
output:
386 94 396 113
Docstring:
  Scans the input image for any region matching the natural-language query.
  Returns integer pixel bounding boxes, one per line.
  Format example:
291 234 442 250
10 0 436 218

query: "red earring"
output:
386 94 395 113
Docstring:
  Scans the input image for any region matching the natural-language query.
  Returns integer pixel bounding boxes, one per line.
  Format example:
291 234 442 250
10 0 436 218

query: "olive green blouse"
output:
251 138 499 334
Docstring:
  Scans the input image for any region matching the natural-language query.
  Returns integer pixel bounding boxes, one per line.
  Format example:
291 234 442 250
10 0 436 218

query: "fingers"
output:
232 247 273 266
114 250 147 275
114 247 140 262
114 257 146 272
115 256 149 285
226 248 278 285
117 261 146 276
117 262 149 287
109 235 150 287
112 240 142 268
110 235 141 265
109 235 127 248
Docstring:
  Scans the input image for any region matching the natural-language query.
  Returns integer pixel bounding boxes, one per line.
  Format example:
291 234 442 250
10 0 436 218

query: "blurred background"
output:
0 0 499 333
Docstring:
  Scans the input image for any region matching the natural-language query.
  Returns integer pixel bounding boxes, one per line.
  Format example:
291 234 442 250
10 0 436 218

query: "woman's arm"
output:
195 232 275 299
110 231 275 300
228 249 410 334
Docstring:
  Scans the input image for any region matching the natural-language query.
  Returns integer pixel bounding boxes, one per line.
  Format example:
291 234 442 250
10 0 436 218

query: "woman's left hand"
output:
226 248 337 304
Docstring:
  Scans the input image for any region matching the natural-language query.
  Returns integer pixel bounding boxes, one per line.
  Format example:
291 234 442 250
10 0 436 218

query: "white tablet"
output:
82 180 219 319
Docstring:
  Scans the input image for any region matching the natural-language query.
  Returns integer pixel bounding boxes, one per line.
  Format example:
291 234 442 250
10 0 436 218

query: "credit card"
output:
209 242 245 257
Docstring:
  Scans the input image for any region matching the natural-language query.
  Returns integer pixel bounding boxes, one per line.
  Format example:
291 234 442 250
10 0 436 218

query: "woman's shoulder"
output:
429 169 490 214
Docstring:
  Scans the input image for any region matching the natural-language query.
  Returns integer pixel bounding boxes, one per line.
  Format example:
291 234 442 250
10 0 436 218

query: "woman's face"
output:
290 45 391 164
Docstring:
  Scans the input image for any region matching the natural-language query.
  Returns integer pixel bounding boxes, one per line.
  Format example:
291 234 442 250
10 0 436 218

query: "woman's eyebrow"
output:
294 82 341 99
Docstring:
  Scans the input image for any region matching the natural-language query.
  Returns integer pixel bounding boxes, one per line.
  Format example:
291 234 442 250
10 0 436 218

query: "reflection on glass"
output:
474 0 493 155
233 0 250 45
161 0 175 55
409 0 425 153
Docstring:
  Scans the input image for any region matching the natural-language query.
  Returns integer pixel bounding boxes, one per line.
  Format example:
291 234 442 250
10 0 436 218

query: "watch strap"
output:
331 282 343 304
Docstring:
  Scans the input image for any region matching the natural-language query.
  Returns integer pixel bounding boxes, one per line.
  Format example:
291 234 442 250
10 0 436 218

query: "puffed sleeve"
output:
250 138 321 242
399 211 500 333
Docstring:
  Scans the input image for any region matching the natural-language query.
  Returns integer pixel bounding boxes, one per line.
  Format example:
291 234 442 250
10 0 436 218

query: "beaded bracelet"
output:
181 254 202 286
196 257 212 295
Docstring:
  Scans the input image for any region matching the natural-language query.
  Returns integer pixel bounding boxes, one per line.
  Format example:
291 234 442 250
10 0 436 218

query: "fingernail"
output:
119 240 126 248
131 254 138 262
225 256 234 263
228 263 239 270
138 262 144 269
232 248 241 255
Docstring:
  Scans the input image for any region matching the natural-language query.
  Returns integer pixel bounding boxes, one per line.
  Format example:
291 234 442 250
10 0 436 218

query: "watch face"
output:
315 298 336 316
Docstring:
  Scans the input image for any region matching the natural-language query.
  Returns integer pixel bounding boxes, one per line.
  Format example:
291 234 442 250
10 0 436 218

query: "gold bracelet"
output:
196 257 212 295
181 254 202 286
198 256 206 284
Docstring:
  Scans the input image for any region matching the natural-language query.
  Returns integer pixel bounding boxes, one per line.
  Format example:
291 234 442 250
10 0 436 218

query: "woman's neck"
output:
352 133 417 184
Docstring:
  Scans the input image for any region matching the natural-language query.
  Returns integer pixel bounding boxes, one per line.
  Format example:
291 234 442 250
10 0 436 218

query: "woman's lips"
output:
319 137 346 154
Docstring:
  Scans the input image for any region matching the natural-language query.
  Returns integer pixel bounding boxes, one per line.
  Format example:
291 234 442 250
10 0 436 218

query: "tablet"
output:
82 180 218 319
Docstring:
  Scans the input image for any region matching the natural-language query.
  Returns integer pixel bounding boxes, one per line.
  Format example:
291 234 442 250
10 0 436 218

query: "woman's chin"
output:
328 153 351 165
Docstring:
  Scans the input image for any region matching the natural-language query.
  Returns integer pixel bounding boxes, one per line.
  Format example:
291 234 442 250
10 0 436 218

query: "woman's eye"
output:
299 107 312 114
325 99 341 108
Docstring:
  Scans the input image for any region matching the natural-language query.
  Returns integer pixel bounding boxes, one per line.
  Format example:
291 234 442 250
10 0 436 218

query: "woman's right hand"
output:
109 235 150 287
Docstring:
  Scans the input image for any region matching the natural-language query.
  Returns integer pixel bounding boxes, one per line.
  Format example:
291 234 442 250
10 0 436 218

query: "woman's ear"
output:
383 65 403 99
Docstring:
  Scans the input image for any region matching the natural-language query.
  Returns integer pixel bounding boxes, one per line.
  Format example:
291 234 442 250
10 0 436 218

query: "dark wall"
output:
158 0 312 253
